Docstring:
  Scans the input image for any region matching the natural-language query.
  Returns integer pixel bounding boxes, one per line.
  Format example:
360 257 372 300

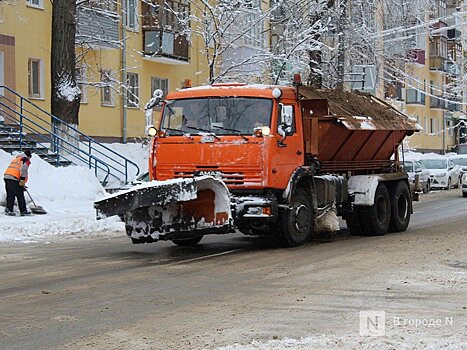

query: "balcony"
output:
142 29 189 63
406 89 426 105
447 101 461 111
141 0 190 64
430 96 447 109
429 55 447 71
407 49 425 65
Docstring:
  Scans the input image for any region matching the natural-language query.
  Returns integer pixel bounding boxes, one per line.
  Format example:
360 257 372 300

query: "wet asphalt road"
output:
0 190 465 349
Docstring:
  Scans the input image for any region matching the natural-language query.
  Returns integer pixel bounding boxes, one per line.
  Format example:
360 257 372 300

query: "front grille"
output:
158 164 262 187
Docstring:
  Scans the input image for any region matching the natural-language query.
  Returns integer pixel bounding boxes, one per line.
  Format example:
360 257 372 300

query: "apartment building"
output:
0 0 209 141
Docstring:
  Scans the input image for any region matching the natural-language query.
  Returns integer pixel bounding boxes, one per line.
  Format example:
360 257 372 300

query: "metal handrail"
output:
0 104 113 184
0 85 140 184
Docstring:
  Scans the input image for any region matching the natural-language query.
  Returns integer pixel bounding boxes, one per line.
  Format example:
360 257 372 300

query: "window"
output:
125 0 138 30
76 66 87 103
101 69 114 106
126 72 139 107
151 77 168 98
0 52 4 96
277 104 295 135
28 58 43 98
26 0 43 8
430 118 436 134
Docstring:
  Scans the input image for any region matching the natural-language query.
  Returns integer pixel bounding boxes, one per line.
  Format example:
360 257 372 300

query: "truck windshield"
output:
420 159 447 169
161 97 272 136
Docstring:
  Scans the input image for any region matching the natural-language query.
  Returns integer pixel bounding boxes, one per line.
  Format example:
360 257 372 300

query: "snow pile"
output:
218 334 465 350
402 151 445 160
0 150 125 242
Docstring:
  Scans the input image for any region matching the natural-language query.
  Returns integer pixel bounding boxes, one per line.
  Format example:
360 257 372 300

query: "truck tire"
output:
360 183 391 236
279 189 313 247
389 181 411 232
172 236 203 246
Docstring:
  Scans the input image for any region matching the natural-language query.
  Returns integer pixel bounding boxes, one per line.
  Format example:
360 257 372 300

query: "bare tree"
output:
51 0 81 155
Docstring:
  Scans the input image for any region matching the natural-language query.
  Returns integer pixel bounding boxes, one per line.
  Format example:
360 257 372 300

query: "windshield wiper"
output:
185 126 220 140
162 127 184 135
212 125 248 141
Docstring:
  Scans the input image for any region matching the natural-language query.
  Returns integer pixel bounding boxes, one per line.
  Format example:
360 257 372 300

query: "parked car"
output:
462 173 467 197
449 155 467 185
419 158 460 189
403 160 431 193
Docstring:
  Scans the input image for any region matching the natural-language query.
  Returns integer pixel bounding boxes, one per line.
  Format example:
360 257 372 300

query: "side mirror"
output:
145 89 164 110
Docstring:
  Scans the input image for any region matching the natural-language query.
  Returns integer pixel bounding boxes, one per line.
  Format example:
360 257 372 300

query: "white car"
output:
462 173 467 197
449 155 467 185
419 158 460 190
403 160 431 193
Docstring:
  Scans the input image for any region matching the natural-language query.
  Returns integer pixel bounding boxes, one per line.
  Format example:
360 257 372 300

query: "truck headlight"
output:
436 172 446 178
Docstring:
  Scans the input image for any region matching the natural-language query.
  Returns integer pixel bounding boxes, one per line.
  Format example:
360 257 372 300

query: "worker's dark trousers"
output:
4 179 27 213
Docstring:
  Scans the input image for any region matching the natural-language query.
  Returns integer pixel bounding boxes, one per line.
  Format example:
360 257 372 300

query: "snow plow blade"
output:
94 176 233 244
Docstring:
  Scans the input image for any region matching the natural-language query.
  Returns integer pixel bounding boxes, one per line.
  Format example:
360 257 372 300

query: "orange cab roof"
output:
166 84 297 100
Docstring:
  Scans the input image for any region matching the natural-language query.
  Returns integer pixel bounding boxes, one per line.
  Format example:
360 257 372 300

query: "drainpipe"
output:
121 0 127 143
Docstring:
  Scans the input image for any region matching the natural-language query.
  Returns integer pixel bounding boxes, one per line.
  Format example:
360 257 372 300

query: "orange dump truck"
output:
95 77 419 247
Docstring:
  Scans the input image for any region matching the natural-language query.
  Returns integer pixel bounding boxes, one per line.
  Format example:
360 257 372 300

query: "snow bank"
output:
218 334 465 350
0 150 125 242
402 151 445 160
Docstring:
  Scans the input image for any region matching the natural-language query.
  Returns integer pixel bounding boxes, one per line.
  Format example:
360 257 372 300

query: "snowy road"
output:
0 190 465 349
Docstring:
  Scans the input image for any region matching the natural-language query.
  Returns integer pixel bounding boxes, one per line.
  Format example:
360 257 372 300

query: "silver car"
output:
403 160 431 193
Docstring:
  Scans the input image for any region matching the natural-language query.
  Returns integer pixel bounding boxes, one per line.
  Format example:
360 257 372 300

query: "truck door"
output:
270 102 304 188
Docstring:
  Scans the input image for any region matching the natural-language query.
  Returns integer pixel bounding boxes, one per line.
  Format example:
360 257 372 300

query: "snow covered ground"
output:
0 143 148 243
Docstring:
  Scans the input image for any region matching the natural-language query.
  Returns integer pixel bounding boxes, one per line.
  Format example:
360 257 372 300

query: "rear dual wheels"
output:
347 181 411 236
389 181 411 232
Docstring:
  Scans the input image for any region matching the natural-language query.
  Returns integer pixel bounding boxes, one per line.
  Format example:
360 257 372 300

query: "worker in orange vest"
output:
3 150 32 216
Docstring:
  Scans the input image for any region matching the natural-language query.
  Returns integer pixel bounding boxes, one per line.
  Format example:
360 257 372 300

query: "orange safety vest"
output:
4 156 27 182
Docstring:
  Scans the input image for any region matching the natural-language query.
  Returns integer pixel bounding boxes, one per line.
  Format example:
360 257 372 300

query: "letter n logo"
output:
359 310 386 336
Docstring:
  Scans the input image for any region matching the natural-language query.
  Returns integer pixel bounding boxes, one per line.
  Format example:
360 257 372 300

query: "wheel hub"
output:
294 204 309 233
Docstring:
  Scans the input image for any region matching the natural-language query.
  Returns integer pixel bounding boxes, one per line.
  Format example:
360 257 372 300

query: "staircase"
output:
0 85 140 186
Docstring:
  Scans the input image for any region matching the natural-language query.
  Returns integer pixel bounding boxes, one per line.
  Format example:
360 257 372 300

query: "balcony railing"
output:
143 29 189 61
447 101 461 112
406 89 426 104
430 96 447 109
429 56 447 71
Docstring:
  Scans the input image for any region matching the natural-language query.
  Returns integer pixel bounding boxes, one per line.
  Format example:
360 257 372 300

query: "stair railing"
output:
0 85 140 185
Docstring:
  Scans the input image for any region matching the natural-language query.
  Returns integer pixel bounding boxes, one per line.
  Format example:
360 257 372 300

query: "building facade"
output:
0 0 210 141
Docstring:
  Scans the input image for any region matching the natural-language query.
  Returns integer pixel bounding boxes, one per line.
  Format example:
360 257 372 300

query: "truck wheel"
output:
279 189 313 247
389 181 411 232
172 236 203 246
463 192 467 198
361 183 391 236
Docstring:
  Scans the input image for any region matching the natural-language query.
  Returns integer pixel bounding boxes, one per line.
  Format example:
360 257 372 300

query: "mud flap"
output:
94 176 232 243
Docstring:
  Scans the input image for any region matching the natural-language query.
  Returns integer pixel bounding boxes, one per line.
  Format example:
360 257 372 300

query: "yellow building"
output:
0 0 210 141
402 1 461 153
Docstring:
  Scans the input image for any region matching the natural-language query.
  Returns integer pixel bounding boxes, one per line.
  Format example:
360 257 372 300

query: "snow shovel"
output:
25 189 47 214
